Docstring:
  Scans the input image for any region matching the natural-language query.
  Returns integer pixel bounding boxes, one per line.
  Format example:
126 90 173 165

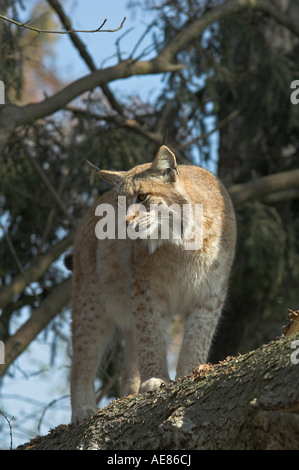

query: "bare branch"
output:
0 277 72 377
66 106 190 164
66 105 164 147
96 371 120 404
157 0 299 64
47 0 97 69
0 412 14 450
37 395 70 434
38 167 70 254
24 149 77 229
180 110 240 150
0 233 73 310
0 224 39 301
261 188 299 204
0 13 126 34
1 0 299 151
229 168 299 206
46 0 125 115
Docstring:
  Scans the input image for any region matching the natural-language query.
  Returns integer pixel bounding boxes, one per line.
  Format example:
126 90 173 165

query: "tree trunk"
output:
18 332 299 450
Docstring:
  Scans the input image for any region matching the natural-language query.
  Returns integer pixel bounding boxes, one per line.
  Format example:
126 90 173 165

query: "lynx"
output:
70 145 236 424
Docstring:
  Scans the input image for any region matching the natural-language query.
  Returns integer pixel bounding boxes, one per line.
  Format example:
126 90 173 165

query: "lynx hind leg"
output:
71 288 114 424
176 289 227 378
121 329 140 396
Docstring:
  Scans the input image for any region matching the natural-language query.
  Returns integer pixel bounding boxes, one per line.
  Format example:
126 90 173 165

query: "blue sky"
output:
49 0 164 102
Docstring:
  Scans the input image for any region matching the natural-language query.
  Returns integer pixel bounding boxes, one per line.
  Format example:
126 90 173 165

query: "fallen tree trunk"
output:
18 332 299 450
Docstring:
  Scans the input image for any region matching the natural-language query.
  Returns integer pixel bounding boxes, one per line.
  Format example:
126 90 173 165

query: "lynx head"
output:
90 146 198 253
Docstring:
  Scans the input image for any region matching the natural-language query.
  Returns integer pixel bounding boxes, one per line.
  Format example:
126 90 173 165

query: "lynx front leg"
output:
121 329 140 396
71 291 114 424
135 312 170 393
176 290 227 378
131 283 169 393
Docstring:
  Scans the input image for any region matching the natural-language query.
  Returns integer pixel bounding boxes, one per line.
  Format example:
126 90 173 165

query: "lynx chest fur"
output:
70 145 236 424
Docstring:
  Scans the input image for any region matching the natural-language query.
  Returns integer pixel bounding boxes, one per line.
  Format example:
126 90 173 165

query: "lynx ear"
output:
151 145 178 181
86 161 125 187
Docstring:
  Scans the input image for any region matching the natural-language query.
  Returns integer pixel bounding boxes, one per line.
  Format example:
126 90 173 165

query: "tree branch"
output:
66 106 191 164
46 0 125 115
2 58 178 141
0 233 73 310
0 224 38 300
0 277 72 377
229 168 299 206
0 14 126 34
157 0 299 64
25 149 78 228
261 188 299 204
66 105 163 145
17 332 299 450
180 110 239 150
47 0 98 69
1 0 297 151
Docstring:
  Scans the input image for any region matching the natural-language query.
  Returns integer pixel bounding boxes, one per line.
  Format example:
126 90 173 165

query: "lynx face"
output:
95 147 203 253
70 145 236 424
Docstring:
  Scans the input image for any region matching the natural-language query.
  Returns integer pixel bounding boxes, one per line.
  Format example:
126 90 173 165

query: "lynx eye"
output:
136 193 149 203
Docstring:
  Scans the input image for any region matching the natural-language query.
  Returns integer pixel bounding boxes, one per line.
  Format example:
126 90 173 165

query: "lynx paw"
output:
140 378 166 393
71 405 98 425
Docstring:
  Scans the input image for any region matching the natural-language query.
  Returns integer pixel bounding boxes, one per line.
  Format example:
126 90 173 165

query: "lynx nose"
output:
126 212 139 227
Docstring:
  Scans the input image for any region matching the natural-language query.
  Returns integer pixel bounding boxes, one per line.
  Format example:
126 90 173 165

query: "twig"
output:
96 372 120 403
46 0 125 115
180 109 239 150
37 395 69 433
66 105 163 145
130 17 158 60
37 167 69 254
23 148 77 228
0 412 14 450
0 223 39 300
1 277 72 377
115 27 135 61
0 14 126 34
65 106 190 164
0 233 73 311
